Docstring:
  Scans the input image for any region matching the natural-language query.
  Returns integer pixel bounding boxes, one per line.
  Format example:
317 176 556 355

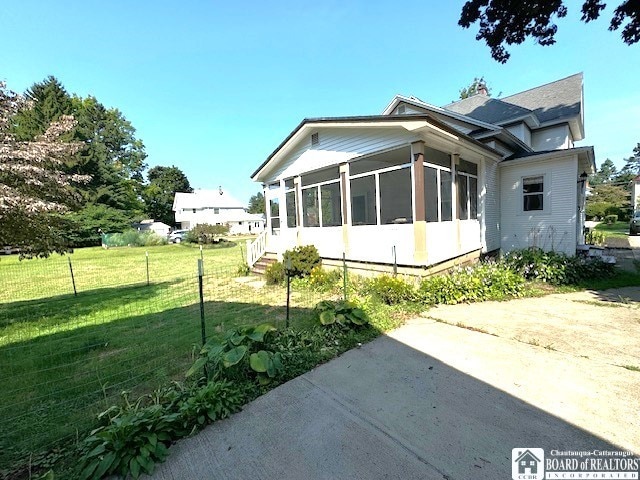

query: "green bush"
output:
418 262 525 305
283 245 320 278
264 261 285 285
307 266 342 291
501 248 615 285
605 214 618 224
314 299 369 328
106 229 168 247
185 224 230 244
365 275 417 305
585 230 605 246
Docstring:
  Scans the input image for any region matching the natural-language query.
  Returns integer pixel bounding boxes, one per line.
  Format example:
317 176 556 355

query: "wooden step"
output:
252 255 278 275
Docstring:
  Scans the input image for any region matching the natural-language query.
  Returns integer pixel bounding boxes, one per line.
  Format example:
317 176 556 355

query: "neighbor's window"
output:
523 176 544 211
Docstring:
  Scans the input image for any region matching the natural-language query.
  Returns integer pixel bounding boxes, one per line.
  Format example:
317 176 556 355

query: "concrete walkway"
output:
151 291 639 480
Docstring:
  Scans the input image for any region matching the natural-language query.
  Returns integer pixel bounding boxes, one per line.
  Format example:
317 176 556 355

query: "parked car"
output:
630 212 640 236
168 229 189 243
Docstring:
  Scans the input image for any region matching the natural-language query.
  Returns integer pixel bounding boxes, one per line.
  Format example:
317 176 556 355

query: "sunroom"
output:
250 116 502 270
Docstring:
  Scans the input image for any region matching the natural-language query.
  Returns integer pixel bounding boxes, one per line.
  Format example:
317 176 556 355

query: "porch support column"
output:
294 176 302 246
339 163 350 255
452 153 461 251
412 141 427 263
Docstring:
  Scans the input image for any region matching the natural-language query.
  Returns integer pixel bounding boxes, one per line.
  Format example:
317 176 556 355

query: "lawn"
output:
594 221 631 239
0 241 328 475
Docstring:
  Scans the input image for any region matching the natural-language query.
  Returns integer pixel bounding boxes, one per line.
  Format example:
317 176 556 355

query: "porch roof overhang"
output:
251 114 503 182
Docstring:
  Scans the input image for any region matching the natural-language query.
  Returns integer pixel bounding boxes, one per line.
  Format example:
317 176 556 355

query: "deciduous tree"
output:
0 82 87 257
143 165 192 226
248 192 265 214
459 1 640 63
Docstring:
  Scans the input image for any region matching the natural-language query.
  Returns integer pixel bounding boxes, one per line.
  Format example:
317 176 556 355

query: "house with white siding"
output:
173 189 265 235
247 73 595 273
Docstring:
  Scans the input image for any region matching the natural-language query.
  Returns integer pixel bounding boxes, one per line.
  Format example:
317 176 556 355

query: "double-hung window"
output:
523 176 544 211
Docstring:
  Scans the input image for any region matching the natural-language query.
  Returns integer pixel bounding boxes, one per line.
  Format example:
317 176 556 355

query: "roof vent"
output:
311 132 319 146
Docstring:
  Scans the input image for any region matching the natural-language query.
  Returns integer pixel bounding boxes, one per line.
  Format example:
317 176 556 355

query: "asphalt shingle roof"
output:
442 73 583 126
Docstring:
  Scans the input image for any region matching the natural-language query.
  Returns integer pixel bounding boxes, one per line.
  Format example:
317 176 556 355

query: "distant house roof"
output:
173 189 245 211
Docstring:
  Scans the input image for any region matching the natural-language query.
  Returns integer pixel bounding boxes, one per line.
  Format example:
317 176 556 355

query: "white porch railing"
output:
246 230 267 268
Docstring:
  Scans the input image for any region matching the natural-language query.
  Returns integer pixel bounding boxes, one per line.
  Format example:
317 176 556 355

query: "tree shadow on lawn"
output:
0 298 315 474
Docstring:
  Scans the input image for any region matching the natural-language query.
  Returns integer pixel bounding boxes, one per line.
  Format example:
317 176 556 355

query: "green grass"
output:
594 221 631 239
0 242 330 475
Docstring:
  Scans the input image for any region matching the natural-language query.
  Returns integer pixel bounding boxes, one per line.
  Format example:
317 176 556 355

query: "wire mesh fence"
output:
0 247 336 473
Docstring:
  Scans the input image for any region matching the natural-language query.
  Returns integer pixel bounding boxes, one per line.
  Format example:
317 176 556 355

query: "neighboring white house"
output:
173 188 265 235
132 220 171 237
248 73 595 271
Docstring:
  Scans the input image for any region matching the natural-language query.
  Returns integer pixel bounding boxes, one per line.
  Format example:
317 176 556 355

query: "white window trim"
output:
457 171 479 221
521 173 550 215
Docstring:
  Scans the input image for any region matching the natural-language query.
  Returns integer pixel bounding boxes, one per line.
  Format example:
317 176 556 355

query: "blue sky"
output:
1 1 638 204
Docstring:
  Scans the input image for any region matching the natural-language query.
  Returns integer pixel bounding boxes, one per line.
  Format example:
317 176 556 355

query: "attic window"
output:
311 132 319 146
397 105 406 114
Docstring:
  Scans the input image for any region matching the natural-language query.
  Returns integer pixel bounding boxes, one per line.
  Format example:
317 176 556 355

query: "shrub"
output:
365 275 417 305
605 214 618 224
585 230 605 246
106 229 168 247
283 245 320 278
418 262 525 305
264 261 285 285
185 223 230 244
307 266 342 291
501 248 615 285
236 262 250 276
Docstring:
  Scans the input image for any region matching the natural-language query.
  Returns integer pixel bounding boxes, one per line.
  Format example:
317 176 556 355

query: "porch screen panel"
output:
440 171 452 221
379 167 412 224
424 166 438 222
350 176 377 225
286 191 297 228
302 187 320 227
350 147 410 176
457 173 468 220
269 197 280 234
320 183 342 226
469 176 478 219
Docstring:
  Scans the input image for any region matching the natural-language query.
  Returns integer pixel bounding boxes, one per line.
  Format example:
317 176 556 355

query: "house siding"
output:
483 159 501 251
266 128 420 182
500 155 578 254
531 124 571 151
506 122 532 147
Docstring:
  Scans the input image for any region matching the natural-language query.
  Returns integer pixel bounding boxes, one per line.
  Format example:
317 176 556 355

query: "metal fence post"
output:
342 252 348 301
198 259 206 346
200 245 204 273
392 245 397 277
285 256 292 328
68 256 77 296
145 251 150 286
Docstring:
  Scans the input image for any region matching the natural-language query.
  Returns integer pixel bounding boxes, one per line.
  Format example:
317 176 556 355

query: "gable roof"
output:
173 190 245 211
515 449 541 463
250 114 503 181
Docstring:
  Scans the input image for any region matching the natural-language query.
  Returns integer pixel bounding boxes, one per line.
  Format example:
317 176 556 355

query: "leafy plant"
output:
585 230 606 246
314 300 369 327
236 261 250 276
365 274 417 305
185 223 230 244
283 245 321 278
186 323 283 385
605 214 618 224
77 381 244 479
264 261 285 285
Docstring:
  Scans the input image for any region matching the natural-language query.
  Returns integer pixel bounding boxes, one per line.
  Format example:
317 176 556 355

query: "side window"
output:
523 176 544 211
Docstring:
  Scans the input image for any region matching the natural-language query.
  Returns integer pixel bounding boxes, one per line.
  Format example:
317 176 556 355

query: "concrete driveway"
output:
152 289 640 480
